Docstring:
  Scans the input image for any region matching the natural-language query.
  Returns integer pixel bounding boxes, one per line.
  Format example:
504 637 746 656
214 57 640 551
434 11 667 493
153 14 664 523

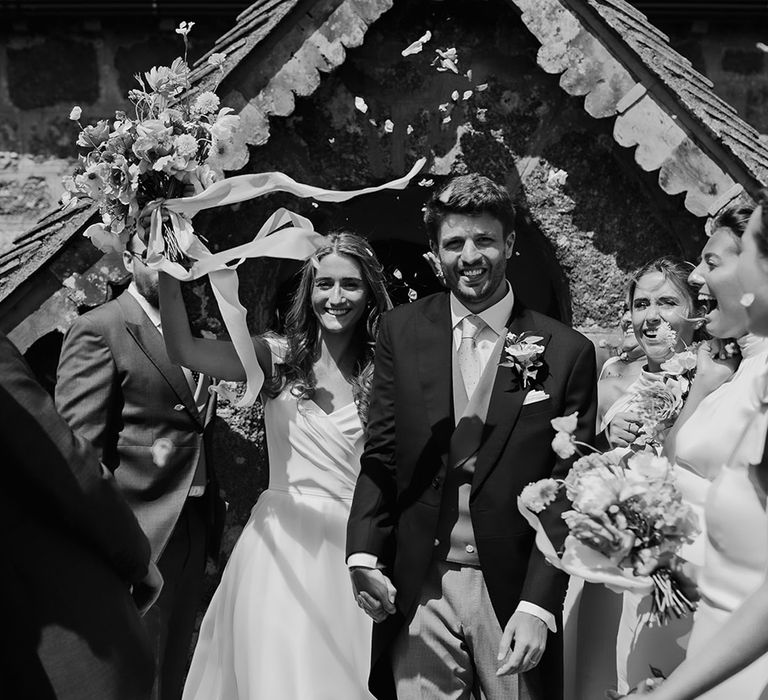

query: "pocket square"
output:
523 390 550 405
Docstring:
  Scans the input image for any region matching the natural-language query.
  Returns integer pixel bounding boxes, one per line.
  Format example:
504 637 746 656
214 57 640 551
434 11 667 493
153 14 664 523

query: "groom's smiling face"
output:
432 212 514 312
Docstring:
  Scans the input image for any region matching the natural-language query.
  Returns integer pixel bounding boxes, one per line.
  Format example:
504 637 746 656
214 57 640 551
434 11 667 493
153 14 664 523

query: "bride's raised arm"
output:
158 271 271 382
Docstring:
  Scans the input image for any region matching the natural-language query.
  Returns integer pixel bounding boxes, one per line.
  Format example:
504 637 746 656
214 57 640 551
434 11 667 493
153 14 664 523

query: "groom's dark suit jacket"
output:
347 292 597 700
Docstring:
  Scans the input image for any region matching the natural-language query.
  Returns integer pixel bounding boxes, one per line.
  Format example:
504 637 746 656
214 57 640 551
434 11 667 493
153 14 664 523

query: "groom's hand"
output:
349 567 397 623
496 611 547 676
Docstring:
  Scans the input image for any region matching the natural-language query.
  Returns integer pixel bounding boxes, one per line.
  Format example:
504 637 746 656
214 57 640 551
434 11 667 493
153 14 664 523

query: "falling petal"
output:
441 58 459 74
476 108 488 121
311 202 319 208
442 115 451 124
408 288 418 301
758 42 768 53
368 118 378 127
451 90 460 101
418 178 434 187
354 96 369 113
466 69 473 82
328 137 335 144
741 293 755 308
420 30 432 43
438 102 451 113
476 83 489 91
463 90 473 100
384 119 394 133
402 40 425 57
393 268 403 279
406 124 414 135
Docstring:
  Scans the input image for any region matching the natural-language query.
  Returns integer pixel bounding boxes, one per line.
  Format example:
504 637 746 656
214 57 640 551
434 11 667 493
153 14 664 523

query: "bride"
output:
158 232 391 699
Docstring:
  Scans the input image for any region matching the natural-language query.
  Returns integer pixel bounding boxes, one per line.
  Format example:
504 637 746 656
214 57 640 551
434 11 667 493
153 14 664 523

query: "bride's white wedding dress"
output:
182 358 373 699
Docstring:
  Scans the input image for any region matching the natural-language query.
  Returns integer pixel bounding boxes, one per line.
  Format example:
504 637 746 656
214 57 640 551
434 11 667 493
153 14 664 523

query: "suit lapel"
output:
118 294 203 426
417 295 454 451
471 304 551 497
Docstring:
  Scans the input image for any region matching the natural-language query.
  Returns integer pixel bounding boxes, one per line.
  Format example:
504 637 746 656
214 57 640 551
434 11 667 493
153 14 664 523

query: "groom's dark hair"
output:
424 173 516 245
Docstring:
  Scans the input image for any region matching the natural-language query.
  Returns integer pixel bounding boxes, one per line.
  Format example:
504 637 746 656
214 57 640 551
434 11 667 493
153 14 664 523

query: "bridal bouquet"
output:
520 413 700 625
62 21 240 261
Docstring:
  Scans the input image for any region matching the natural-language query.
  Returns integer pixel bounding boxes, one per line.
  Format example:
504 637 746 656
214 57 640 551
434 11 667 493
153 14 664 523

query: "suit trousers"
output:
144 497 207 700
391 560 527 700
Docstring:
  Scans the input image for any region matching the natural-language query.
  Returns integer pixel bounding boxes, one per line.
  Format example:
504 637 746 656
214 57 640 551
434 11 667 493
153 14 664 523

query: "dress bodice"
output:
263 389 364 501
696 355 768 613
675 336 768 482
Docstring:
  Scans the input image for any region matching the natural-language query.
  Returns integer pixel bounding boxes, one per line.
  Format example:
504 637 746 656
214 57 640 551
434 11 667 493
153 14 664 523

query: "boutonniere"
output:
500 331 547 388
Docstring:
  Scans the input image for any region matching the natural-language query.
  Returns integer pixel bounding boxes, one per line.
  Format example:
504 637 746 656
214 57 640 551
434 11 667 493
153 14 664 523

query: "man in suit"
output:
346 174 597 700
55 236 224 700
1 330 157 700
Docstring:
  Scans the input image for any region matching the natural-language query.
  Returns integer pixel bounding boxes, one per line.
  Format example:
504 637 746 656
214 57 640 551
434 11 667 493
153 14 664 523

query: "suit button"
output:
465 544 475 554
431 477 441 489
173 404 185 411
434 539 440 546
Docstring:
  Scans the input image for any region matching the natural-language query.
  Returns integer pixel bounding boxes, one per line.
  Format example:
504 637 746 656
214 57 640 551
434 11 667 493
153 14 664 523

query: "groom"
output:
346 174 597 700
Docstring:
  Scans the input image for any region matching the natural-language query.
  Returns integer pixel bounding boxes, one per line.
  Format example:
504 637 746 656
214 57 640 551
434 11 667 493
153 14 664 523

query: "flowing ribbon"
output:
84 158 426 406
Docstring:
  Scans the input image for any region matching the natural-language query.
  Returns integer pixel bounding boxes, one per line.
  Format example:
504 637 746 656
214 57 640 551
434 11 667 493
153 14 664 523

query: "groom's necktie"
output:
458 314 485 398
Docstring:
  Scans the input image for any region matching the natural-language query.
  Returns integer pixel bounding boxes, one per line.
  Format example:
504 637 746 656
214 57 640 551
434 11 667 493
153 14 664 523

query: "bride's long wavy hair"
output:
262 231 392 424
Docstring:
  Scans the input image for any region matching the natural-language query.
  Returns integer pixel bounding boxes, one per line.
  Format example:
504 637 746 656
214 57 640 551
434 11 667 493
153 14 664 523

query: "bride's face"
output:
631 271 695 368
311 253 369 335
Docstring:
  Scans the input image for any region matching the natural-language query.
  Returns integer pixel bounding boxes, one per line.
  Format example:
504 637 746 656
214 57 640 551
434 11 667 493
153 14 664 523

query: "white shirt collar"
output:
126 282 162 330
449 282 515 337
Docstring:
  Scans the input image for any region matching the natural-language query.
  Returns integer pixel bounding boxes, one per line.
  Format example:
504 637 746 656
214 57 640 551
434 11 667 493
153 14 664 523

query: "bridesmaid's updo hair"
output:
710 201 754 246
754 188 768 259
263 231 392 424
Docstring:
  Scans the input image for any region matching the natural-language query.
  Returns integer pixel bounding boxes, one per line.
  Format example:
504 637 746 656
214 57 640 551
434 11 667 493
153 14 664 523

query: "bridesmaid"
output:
564 257 701 700
641 194 768 699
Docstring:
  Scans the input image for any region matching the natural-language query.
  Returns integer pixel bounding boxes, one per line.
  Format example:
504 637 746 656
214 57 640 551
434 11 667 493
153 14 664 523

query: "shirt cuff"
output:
516 601 557 633
347 553 379 569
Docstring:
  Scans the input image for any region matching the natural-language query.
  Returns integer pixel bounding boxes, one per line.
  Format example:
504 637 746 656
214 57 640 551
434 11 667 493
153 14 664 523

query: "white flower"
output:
656 320 678 349
176 20 195 37
207 52 226 67
661 349 697 376
69 106 82 120
551 412 579 435
191 91 220 116
552 431 576 459
520 479 560 513
173 133 198 158
627 452 671 481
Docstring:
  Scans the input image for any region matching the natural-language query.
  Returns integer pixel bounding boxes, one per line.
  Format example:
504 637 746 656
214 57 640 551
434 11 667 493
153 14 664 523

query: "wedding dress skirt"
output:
183 389 374 700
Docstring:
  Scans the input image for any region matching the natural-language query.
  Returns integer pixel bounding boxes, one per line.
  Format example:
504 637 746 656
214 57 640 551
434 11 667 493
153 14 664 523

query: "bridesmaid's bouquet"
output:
520 413 700 625
62 21 241 262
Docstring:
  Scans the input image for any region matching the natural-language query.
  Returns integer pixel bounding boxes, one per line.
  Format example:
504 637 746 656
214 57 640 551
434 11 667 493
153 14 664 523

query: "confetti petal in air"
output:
475 83 489 91
401 30 432 57
392 268 403 280
384 119 394 133
451 90 460 101
758 42 768 53
406 124 414 135
328 137 335 144
368 119 378 127
466 69 473 81
354 96 369 113
442 115 452 124
418 178 435 187
438 102 451 113
463 90 473 100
